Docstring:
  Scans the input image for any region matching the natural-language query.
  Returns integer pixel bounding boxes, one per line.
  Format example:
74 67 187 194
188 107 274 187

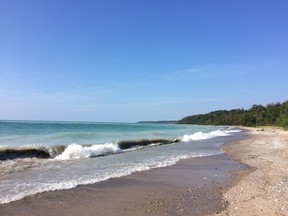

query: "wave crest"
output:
55 143 121 160
0 128 241 161
180 129 233 142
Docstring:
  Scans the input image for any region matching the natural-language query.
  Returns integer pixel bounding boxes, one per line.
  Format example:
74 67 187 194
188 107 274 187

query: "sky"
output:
0 0 287 122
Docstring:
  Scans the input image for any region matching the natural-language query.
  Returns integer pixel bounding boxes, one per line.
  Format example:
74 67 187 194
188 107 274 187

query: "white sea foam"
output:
0 153 201 204
180 129 239 142
55 143 121 160
226 129 242 133
0 181 79 204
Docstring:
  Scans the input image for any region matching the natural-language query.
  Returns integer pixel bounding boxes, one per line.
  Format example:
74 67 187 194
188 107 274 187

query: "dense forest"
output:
177 101 288 128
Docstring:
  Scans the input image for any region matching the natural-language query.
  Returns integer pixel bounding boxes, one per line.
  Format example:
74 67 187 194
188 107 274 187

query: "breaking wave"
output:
0 128 241 161
180 129 235 142
55 143 121 160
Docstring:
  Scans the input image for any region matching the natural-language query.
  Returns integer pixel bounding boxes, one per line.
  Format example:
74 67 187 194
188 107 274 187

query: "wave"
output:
0 139 181 161
180 129 234 142
0 128 241 161
117 138 180 150
0 145 66 161
55 143 121 160
0 148 51 160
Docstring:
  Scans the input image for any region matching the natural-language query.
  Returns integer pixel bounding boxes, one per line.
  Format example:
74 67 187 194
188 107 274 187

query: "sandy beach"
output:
0 127 287 215
211 127 288 216
0 154 246 216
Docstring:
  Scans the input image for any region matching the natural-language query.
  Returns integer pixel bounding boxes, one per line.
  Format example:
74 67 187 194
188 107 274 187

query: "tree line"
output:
177 101 288 128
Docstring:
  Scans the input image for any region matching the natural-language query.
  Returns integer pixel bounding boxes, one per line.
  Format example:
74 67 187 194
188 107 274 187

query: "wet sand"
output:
0 154 245 216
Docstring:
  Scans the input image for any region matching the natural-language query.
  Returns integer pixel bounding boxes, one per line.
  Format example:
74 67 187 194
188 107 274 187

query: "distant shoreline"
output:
137 120 177 124
178 100 288 129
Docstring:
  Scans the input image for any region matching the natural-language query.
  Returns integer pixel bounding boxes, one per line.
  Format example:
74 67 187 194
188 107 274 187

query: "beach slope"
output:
211 127 288 216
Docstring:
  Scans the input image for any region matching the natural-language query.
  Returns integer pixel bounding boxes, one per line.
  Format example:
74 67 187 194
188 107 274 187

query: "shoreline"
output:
0 154 246 216
1 127 286 215
211 127 288 216
0 138 246 216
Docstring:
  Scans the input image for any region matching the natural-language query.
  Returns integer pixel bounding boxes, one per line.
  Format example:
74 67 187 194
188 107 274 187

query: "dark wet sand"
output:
0 153 246 216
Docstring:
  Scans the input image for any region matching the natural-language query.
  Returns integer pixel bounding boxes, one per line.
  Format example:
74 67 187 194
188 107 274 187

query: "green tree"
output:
178 100 287 127
277 101 288 129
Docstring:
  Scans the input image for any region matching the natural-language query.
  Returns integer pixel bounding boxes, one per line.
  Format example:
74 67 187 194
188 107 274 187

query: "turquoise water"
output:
0 120 242 204
0 120 214 147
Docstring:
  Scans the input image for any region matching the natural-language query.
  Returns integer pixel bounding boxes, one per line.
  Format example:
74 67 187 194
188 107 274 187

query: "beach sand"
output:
0 128 287 216
210 127 288 216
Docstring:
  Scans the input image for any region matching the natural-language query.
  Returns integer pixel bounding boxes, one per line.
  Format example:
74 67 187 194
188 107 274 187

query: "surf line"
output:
0 138 181 161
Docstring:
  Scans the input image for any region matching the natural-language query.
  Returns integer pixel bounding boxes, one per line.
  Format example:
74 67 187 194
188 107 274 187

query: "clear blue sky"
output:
0 0 287 122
